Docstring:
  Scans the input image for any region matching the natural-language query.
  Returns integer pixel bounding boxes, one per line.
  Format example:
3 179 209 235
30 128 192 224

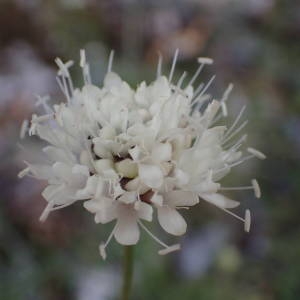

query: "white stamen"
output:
247 147 266 160
244 209 251 232
222 120 248 145
221 102 228 117
224 105 246 138
98 223 118 260
39 202 54 222
220 83 233 103
18 167 30 178
191 75 216 105
197 57 213 65
219 207 245 223
158 244 181 255
186 63 205 89
99 243 107 260
107 50 115 73
251 179 261 198
20 120 28 139
35 95 52 114
138 221 169 248
157 52 163 78
80 49 86 68
169 48 179 83
176 71 187 88
220 186 253 191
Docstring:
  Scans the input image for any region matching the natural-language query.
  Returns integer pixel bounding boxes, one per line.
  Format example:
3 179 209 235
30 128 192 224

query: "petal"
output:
43 146 74 164
151 142 172 163
72 164 90 177
114 208 140 245
52 162 72 179
119 192 137 204
200 193 240 208
83 199 102 213
164 191 199 207
95 206 117 224
157 206 187 236
76 175 98 199
139 164 163 189
137 202 153 222
42 185 73 205
28 163 53 180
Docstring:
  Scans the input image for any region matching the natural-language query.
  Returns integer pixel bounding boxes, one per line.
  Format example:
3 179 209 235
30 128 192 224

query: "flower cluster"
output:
19 50 265 259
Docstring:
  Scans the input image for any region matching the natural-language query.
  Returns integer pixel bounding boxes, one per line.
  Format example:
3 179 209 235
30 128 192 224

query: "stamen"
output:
138 220 169 248
107 50 115 73
220 186 253 191
186 63 205 89
156 51 163 78
158 244 181 255
221 102 228 117
169 48 179 83
99 223 118 260
222 120 248 145
224 134 247 152
224 105 246 138
39 201 54 222
176 71 187 88
35 95 52 114
247 147 266 160
220 83 233 103
18 167 30 178
244 209 251 232
191 75 216 105
219 207 245 223
251 179 261 198
80 49 86 68
197 57 213 65
20 120 28 139
214 154 254 175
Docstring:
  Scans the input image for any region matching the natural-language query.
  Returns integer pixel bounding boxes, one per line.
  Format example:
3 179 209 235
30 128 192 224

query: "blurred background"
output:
0 0 299 299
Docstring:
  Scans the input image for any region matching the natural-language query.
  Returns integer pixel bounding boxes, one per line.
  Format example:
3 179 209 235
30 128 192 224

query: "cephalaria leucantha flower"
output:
19 49 265 259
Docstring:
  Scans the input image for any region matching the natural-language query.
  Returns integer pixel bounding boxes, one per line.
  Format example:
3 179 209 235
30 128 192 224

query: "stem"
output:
121 246 134 300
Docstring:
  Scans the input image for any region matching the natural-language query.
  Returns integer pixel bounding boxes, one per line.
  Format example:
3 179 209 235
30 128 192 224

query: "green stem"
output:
121 246 134 300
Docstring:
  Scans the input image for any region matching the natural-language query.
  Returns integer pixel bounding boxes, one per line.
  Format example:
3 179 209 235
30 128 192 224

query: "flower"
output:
19 49 265 259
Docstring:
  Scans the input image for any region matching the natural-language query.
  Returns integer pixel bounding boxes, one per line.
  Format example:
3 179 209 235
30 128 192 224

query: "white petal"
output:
150 193 163 206
139 164 163 189
28 163 53 180
95 206 117 224
52 162 72 179
151 142 172 162
43 146 74 163
42 185 72 205
119 192 137 204
115 159 138 178
174 168 190 186
114 211 140 245
157 206 187 236
164 191 199 207
76 175 98 199
94 159 114 174
200 193 240 208
72 164 90 177
137 202 153 222
83 199 102 213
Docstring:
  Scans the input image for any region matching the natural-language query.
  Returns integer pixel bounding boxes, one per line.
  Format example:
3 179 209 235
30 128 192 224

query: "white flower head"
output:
19 49 265 258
